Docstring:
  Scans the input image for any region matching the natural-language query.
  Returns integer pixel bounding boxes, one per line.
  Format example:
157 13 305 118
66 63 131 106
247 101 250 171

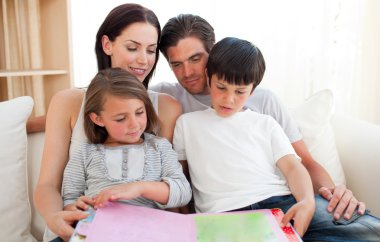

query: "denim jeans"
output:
229 195 380 241
49 237 64 242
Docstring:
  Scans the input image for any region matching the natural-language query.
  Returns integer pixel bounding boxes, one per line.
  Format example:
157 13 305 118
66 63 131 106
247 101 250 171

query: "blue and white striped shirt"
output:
63 133 191 209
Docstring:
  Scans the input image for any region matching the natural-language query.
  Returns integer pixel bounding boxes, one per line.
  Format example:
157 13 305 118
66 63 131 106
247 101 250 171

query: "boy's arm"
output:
277 154 315 237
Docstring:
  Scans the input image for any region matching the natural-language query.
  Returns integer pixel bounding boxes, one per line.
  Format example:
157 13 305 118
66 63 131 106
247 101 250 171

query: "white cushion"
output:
291 89 346 185
0 96 36 242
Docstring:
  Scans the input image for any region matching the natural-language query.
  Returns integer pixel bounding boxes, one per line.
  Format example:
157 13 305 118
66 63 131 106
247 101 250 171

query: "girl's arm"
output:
158 139 192 208
62 143 88 209
277 154 315 237
93 139 192 209
33 89 88 240
93 181 170 208
157 93 182 142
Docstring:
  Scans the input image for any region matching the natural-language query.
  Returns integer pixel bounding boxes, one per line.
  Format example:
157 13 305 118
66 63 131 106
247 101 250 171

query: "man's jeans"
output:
230 194 380 241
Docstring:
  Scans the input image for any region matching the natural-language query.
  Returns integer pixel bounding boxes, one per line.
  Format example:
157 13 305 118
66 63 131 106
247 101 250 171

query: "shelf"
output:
0 69 68 77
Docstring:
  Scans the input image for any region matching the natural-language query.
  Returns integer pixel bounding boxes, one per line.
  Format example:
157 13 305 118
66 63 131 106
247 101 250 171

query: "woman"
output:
33 4 181 241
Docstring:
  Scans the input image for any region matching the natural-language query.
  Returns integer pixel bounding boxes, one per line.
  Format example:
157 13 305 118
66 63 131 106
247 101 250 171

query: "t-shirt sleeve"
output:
268 117 299 163
251 88 302 143
173 115 187 161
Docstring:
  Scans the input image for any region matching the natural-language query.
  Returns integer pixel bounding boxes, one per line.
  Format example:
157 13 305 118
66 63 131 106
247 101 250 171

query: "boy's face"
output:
209 75 253 117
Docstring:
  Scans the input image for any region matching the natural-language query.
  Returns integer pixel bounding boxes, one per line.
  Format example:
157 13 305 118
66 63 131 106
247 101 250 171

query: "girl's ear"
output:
101 35 113 56
89 112 104 127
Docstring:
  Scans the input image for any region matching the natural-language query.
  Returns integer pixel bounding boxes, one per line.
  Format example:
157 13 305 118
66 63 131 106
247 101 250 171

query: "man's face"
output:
166 37 209 95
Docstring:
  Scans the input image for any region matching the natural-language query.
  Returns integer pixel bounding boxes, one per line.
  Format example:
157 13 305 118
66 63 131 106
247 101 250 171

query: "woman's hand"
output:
281 199 315 237
46 210 89 241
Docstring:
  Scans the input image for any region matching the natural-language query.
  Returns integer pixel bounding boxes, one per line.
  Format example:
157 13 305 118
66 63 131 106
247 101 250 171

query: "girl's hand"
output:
281 200 315 237
65 195 95 211
94 182 143 208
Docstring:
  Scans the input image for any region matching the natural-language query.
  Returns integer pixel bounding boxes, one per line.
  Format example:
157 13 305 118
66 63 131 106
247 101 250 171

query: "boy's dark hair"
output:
95 3 161 88
206 37 266 92
84 68 159 144
160 14 215 60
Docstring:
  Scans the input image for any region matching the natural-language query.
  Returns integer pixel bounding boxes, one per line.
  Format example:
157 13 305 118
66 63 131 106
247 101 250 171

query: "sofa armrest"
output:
331 114 380 217
27 131 46 241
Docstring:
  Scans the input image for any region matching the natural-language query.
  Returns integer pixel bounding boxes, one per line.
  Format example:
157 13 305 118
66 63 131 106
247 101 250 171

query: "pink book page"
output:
75 203 302 242
84 202 196 242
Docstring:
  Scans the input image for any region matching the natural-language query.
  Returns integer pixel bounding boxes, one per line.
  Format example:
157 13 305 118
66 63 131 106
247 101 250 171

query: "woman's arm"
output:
33 88 87 240
157 93 182 142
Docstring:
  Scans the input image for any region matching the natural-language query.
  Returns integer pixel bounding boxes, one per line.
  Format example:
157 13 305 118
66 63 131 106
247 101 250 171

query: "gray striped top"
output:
63 133 191 209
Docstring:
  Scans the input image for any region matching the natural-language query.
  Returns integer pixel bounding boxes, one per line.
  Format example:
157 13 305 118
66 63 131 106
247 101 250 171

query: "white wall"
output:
70 0 380 124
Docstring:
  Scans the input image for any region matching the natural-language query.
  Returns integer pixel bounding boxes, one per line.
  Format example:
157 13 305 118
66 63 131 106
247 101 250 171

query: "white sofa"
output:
1 90 380 241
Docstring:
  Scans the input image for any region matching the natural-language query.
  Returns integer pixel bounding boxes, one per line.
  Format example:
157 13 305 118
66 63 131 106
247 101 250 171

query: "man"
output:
150 14 364 221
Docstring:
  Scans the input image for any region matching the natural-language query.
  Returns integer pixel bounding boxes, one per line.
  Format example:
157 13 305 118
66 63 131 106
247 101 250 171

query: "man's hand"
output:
318 184 366 220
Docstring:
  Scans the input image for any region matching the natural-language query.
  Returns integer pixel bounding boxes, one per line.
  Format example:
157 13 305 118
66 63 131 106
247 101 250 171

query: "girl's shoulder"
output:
144 133 172 150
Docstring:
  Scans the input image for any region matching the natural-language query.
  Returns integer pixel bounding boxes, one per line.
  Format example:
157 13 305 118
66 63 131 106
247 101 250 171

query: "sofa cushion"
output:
291 89 346 185
0 96 36 241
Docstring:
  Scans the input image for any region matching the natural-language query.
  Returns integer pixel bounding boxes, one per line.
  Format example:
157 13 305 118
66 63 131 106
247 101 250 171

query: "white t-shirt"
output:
150 82 302 143
173 108 296 213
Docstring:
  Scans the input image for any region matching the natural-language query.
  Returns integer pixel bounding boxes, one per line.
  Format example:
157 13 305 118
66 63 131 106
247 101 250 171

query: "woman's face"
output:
102 22 158 82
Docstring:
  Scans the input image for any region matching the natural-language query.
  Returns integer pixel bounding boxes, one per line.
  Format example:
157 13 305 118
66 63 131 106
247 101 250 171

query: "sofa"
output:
1 89 380 242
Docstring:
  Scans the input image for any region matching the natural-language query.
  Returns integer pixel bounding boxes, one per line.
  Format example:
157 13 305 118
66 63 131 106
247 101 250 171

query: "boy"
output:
173 37 315 237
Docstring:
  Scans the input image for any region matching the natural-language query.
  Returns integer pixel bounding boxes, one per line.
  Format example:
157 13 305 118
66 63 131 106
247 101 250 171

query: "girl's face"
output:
92 95 147 145
102 22 158 82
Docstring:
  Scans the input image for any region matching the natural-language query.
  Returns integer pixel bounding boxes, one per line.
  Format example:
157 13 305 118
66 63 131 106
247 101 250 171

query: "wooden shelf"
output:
0 0 72 116
0 69 68 77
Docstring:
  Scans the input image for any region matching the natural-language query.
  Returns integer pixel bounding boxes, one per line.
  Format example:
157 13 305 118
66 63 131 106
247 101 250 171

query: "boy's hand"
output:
281 200 315 237
94 182 143 208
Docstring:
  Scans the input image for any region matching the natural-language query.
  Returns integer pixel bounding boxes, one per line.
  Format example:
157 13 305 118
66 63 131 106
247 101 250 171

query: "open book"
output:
70 202 302 242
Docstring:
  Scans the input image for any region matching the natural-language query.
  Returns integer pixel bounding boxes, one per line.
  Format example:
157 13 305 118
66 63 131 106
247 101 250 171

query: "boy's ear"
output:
205 68 211 87
101 35 113 56
89 112 105 127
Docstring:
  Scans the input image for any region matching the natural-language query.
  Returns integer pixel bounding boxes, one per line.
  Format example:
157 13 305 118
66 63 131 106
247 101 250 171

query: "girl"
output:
34 4 182 241
63 68 191 213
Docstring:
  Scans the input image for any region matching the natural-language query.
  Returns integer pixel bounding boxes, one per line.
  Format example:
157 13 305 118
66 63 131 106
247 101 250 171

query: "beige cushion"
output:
0 96 36 242
291 89 346 185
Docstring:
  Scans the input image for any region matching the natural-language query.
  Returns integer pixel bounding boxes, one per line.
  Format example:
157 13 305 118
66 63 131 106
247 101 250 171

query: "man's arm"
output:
292 140 366 220
26 115 46 133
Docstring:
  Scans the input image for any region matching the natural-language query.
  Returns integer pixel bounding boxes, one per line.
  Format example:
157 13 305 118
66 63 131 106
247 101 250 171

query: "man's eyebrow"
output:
188 52 204 59
169 52 204 65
